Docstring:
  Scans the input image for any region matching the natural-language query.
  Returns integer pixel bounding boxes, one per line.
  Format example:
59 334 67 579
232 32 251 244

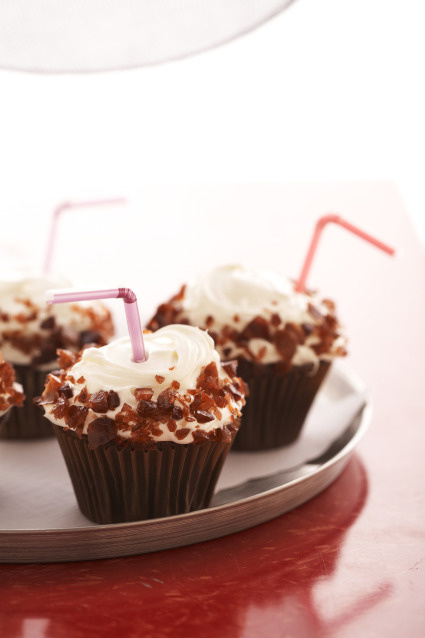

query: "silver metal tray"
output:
0 366 370 563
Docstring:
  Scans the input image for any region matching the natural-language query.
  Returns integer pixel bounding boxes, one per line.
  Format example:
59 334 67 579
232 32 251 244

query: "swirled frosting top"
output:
182 264 313 326
70 327 222 395
39 325 245 447
147 264 346 368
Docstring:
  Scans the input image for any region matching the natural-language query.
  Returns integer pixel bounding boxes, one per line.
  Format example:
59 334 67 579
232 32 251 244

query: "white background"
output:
0 0 424 232
0 0 423 300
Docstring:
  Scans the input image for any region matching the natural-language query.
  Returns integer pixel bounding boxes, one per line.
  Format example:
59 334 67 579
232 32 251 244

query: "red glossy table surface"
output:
1 205 424 638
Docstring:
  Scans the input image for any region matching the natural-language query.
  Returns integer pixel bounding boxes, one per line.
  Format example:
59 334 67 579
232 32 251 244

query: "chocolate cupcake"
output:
147 264 346 451
0 352 24 431
0 272 114 439
37 325 246 523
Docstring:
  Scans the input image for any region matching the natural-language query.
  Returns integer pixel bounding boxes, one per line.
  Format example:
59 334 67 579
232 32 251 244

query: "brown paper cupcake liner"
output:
0 410 12 432
232 359 331 451
0 365 54 439
54 424 236 524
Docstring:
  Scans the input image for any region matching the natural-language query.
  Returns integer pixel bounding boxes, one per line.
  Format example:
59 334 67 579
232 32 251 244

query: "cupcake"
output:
0 352 25 430
0 272 114 439
147 264 346 451
37 325 246 523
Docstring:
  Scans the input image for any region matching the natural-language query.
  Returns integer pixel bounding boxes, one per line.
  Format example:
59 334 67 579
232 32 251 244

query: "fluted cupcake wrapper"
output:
0 365 53 439
232 360 332 451
54 424 236 524
0 410 12 432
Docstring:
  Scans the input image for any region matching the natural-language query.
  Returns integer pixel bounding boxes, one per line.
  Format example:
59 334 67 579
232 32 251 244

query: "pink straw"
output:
295 214 395 293
45 288 147 363
43 198 126 275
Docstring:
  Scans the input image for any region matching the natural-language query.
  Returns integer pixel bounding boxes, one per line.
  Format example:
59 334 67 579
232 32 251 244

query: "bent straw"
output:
43 198 126 275
295 214 395 293
45 287 146 363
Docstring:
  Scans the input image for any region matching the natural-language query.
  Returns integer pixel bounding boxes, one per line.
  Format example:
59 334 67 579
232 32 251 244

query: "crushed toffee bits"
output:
0 356 24 411
148 306 345 365
36 349 246 449
145 271 346 367
0 296 114 366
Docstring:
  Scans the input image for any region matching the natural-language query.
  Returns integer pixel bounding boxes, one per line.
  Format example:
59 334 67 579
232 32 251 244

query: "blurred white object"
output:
0 0 294 73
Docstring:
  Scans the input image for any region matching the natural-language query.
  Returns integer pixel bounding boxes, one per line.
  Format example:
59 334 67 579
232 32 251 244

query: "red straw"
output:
294 214 395 293
45 287 146 363
43 198 126 275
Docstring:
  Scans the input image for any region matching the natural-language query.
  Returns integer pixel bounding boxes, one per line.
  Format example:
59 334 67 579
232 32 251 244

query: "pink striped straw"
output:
45 288 147 363
294 214 395 293
43 198 126 275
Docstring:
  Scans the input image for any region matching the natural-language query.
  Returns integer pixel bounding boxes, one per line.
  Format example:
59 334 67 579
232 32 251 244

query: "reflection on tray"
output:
215 362 368 493
0 365 372 564
0 457 393 638
213 404 367 505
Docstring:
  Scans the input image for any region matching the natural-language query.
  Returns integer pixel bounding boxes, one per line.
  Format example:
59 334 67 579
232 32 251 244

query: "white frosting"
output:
0 270 71 312
43 325 244 444
179 264 343 365
0 270 111 365
182 264 312 326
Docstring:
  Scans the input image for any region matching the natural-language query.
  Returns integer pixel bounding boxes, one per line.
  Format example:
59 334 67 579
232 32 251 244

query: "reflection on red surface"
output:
0 457 392 638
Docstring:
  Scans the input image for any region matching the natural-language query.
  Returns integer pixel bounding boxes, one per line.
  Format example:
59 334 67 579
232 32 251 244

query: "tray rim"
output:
0 365 371 562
